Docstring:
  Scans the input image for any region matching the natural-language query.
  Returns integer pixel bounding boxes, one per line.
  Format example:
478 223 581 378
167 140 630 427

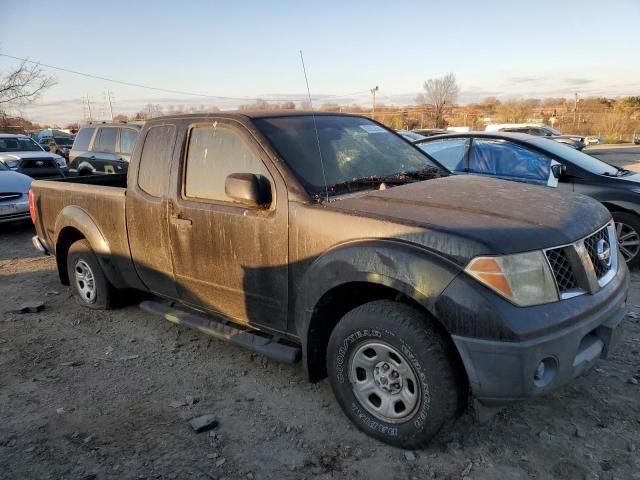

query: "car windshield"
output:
254 115 442 197
529 137 619 175
254 115 443 194
0 137 44 152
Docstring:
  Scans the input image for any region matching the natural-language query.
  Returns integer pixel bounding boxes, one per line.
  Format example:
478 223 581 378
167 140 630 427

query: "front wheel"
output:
612 211 640 268
326 300 464 448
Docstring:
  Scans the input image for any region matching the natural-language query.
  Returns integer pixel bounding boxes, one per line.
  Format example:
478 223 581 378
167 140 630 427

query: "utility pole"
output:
106 90 114 121
573 92 579 127
370 86 379 119
85 95 93 121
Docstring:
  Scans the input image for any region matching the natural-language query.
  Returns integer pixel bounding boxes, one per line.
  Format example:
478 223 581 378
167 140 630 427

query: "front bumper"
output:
438 258 629 405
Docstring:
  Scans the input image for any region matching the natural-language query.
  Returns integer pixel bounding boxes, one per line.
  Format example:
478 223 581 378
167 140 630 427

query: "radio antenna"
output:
299 50 329 202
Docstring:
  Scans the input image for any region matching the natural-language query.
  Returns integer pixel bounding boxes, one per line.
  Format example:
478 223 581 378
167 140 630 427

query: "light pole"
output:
370 86 379 119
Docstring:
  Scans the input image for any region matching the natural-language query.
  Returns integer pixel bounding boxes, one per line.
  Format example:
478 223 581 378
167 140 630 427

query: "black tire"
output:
327 300 463 448
612 211 640 268
66 239 115 309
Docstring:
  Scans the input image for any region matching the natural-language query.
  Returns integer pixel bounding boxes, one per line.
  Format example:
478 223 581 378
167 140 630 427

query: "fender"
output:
293 239 463 376
600 200 640 217
54 205 128 288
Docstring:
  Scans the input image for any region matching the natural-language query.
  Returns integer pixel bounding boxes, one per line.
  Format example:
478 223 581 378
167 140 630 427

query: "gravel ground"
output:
1 221 639 480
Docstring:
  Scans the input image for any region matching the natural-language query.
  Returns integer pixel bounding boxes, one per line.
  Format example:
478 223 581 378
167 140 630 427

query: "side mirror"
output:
551 163 566 179
225 173 271 207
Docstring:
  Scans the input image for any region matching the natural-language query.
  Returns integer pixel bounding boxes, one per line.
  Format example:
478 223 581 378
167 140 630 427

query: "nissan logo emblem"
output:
36 160 44 167
596 238 611 267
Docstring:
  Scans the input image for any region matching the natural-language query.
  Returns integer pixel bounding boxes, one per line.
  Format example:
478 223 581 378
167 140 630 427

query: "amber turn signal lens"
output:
466 258 513 298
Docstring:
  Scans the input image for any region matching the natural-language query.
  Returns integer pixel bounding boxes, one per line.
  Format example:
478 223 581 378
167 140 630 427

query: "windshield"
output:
0 137 44 152
254 115 441 195
530 137 618 175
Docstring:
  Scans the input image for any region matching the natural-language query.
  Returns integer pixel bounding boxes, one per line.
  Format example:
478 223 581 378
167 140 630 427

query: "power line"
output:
0 53 370 102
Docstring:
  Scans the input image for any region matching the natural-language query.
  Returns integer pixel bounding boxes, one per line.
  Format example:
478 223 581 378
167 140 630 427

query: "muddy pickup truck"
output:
30 112 629 447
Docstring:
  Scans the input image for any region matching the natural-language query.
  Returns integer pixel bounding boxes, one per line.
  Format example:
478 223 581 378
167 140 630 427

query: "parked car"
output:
38 135 75 160
585 135 603 146
416 132 640 266
69 122 142 175
0 161 32 223
396 130 426 142
31 112 627 448
412 128 449 137
0 134 68 179
485 123 586 150
634 133 640 145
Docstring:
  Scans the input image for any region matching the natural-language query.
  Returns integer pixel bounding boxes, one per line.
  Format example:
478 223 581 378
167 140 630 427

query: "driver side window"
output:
469 139 553 185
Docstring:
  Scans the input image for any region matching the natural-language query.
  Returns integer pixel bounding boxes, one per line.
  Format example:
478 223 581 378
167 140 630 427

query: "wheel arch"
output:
293 239 463 383
53 206 124 287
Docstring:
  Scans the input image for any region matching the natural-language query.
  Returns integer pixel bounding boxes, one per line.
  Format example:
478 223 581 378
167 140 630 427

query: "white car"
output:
0 134 68 179
0 161 32 223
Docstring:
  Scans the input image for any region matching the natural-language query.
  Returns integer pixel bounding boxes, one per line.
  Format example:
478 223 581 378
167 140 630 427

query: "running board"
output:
139 300 301 364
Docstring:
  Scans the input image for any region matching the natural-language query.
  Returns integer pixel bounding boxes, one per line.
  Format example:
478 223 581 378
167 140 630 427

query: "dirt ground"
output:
1 221 639 480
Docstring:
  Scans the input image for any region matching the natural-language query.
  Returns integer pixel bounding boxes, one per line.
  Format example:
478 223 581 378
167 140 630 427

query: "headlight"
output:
4 160 19 168
54 157 66 167
465 251 558 306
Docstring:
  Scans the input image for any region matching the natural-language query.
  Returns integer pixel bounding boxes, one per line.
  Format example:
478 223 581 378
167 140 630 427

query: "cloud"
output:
509 76 545 84
564 77 593 85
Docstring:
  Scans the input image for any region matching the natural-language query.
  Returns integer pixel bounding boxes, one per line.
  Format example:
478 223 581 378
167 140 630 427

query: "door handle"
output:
170 213 192 228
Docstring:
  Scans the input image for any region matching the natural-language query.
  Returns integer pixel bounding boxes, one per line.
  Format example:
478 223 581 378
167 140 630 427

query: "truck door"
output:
168 120 288 331
126 124 179 299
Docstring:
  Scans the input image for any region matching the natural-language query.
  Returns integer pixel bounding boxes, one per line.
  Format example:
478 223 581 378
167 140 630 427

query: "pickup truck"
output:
30 112 629 448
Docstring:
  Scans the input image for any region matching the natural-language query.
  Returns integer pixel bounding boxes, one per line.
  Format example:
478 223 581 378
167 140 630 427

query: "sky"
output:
1 0 639 125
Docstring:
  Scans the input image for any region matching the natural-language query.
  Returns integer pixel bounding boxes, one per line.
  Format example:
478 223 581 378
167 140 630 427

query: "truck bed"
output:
31 174 136 289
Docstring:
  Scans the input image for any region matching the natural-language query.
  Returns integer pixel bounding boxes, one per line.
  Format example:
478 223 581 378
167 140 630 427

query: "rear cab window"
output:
137 125 176 197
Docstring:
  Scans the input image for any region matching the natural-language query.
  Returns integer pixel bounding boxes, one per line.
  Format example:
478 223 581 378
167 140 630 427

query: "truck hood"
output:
328 175 610 263
0 170 33 193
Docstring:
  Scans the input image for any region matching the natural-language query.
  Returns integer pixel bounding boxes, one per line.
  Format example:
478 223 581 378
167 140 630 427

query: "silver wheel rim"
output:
74 259 97 303
615 221 640 263
348 341 421 423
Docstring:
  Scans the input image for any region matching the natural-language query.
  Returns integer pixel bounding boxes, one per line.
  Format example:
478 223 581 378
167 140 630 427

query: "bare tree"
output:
0 59 56 108
421 73 459 128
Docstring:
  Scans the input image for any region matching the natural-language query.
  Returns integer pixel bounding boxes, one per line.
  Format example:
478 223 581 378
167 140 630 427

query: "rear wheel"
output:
326 300 463 448
67 239 115 309
612 211 640 268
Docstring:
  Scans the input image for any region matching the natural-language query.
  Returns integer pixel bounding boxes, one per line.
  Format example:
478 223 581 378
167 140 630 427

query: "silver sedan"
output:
0 162 32 223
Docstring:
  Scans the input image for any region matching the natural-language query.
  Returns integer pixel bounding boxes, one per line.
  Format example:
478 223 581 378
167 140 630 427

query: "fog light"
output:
533 357 558 388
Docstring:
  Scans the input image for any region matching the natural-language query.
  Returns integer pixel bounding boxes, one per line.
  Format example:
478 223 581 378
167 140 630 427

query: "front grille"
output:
0 192 21 202
544 222 617 300
19 157 57 168
545 248 578 292
583 226 611 278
